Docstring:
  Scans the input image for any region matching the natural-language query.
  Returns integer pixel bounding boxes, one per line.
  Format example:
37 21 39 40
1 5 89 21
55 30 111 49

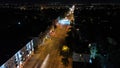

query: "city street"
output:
23 24 72 68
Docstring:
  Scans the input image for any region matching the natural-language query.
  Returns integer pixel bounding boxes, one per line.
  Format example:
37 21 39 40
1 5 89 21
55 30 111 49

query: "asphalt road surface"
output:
23 24 72 68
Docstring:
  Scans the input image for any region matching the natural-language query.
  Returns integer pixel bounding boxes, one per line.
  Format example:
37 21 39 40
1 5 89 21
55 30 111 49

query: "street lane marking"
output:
40 54 50 68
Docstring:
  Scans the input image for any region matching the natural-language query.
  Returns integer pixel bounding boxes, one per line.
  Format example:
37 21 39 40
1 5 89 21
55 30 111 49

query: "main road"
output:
23 5 75 68
23 24 72 68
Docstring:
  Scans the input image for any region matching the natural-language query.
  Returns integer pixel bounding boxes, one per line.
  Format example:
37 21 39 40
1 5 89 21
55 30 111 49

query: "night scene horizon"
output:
0 0 120 68
0 0 120 3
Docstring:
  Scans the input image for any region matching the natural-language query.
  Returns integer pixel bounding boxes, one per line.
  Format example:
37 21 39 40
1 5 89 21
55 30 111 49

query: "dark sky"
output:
0 0 120 3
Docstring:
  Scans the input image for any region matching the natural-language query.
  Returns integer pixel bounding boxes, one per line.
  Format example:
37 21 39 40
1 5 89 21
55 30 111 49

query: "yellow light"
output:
68 29 71 31
62 45 69 51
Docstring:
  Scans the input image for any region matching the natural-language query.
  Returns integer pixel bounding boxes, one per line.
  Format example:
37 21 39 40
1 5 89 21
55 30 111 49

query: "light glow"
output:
58 19 70 25
89 59 92 63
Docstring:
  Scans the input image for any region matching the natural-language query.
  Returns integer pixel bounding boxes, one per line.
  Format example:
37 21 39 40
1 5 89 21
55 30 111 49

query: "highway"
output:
23 24 72 68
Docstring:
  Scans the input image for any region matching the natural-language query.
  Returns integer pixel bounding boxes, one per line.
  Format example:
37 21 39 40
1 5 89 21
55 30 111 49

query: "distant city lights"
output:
18 22 21 25
88 43 91 47
89 58 92 64
80 54 82 57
